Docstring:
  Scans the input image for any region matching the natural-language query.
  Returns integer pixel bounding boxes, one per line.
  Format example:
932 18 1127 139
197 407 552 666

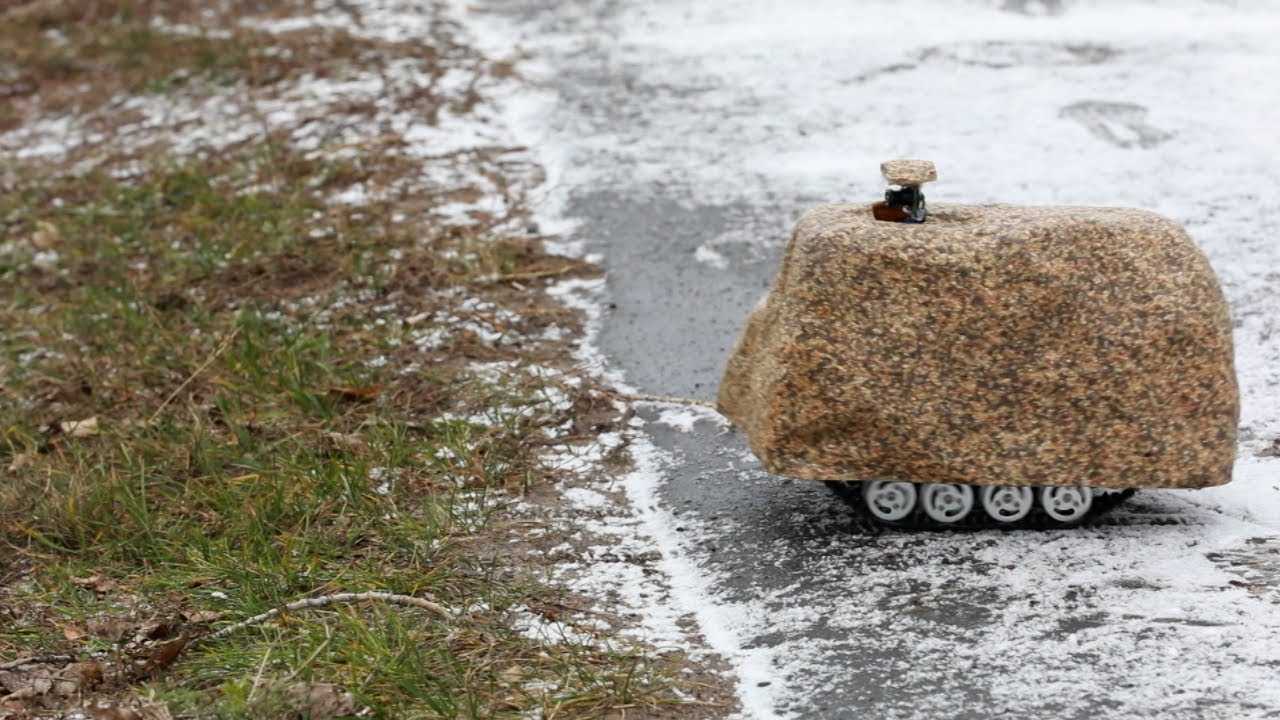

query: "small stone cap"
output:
881 159 936 186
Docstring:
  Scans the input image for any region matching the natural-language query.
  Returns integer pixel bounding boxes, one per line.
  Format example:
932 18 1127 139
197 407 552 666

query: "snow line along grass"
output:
453 4 784 717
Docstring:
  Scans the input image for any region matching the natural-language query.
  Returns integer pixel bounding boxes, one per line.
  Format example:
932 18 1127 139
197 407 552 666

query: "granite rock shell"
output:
881 159 937 186
717 203 1238 489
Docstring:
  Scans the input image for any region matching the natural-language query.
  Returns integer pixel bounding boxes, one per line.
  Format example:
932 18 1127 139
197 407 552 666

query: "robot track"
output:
824 480 1138 531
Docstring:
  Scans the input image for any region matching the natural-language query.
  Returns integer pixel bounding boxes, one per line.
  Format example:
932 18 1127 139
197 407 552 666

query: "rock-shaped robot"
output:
718 160 1239 527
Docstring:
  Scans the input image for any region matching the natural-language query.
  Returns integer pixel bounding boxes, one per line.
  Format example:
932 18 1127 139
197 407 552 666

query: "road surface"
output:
465 2 1280 717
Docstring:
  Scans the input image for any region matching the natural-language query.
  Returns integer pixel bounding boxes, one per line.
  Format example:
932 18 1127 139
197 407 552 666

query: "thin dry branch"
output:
203 591 451 643
149 327 240 424
606 391 718 410
471 264 591 285
0 654 76 671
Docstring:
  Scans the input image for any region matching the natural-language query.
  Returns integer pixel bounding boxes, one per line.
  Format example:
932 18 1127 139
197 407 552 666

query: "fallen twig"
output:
473 265 588 285
606 391 718 410
203 591 451 643
0 654 76 671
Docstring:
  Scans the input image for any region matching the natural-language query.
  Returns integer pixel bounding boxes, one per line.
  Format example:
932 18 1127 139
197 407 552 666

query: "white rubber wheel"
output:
920 484 974 524
980 485 1034 523
862 480 917 522
1039 486 1094 523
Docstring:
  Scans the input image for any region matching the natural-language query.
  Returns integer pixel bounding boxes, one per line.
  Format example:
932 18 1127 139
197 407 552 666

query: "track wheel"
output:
862 480 917 522
980 485 1034 523
1039 486 1094 524
920 483 974 524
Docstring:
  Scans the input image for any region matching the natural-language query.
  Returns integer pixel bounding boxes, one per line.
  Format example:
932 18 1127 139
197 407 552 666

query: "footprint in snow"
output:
1060 100 1174 149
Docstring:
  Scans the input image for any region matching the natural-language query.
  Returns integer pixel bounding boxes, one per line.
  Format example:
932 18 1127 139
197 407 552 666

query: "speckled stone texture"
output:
718 203 1238 489
881 159 936 186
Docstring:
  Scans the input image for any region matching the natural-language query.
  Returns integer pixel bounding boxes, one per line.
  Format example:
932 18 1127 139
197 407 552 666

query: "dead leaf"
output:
27 676 52 696
88 617 132 642
3 0 77 25
0 670 24 694
30 220 61 249
321 431 366 452
180 609 222 624
84 697 170 720
282 682 357 720
66 661 103 689
0 685 40 703
141 701 174 720
0 660 104 704
140 701 174 720
137 619 179 641
140 634 188 677
6 452 36 473
0 669 51 701
72 574 117 593
328 385 382 401
490 60 516 79
62 624 86 641
59 417 99 438
51 676 79 697
89 706 142 720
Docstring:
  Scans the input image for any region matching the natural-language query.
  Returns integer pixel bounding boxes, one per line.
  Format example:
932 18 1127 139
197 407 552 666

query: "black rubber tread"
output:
824 481 1138 531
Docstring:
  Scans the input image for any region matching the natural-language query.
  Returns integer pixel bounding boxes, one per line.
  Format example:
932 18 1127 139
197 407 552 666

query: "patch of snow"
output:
693 243 728 270
544 431 624 474
562 486 610 511
240 14 354 35
412 327 451 351
1195 456 1280 531
467 360 520 385
242 0 440 44
448 489 496 532
332 183 368 205
655 408 704 433
368 466 395 496
537 384 574 413
31 250 60 270
509 603 599 645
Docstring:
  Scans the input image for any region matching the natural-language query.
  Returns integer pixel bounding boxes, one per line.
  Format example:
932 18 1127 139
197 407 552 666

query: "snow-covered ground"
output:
458 1 1280 718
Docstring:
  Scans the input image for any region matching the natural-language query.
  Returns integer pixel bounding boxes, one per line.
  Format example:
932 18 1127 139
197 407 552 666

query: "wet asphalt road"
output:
475 1 1280 717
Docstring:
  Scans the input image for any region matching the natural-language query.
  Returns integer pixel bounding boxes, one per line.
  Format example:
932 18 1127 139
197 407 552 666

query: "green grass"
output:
0 148 680 718
0 1 709 713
